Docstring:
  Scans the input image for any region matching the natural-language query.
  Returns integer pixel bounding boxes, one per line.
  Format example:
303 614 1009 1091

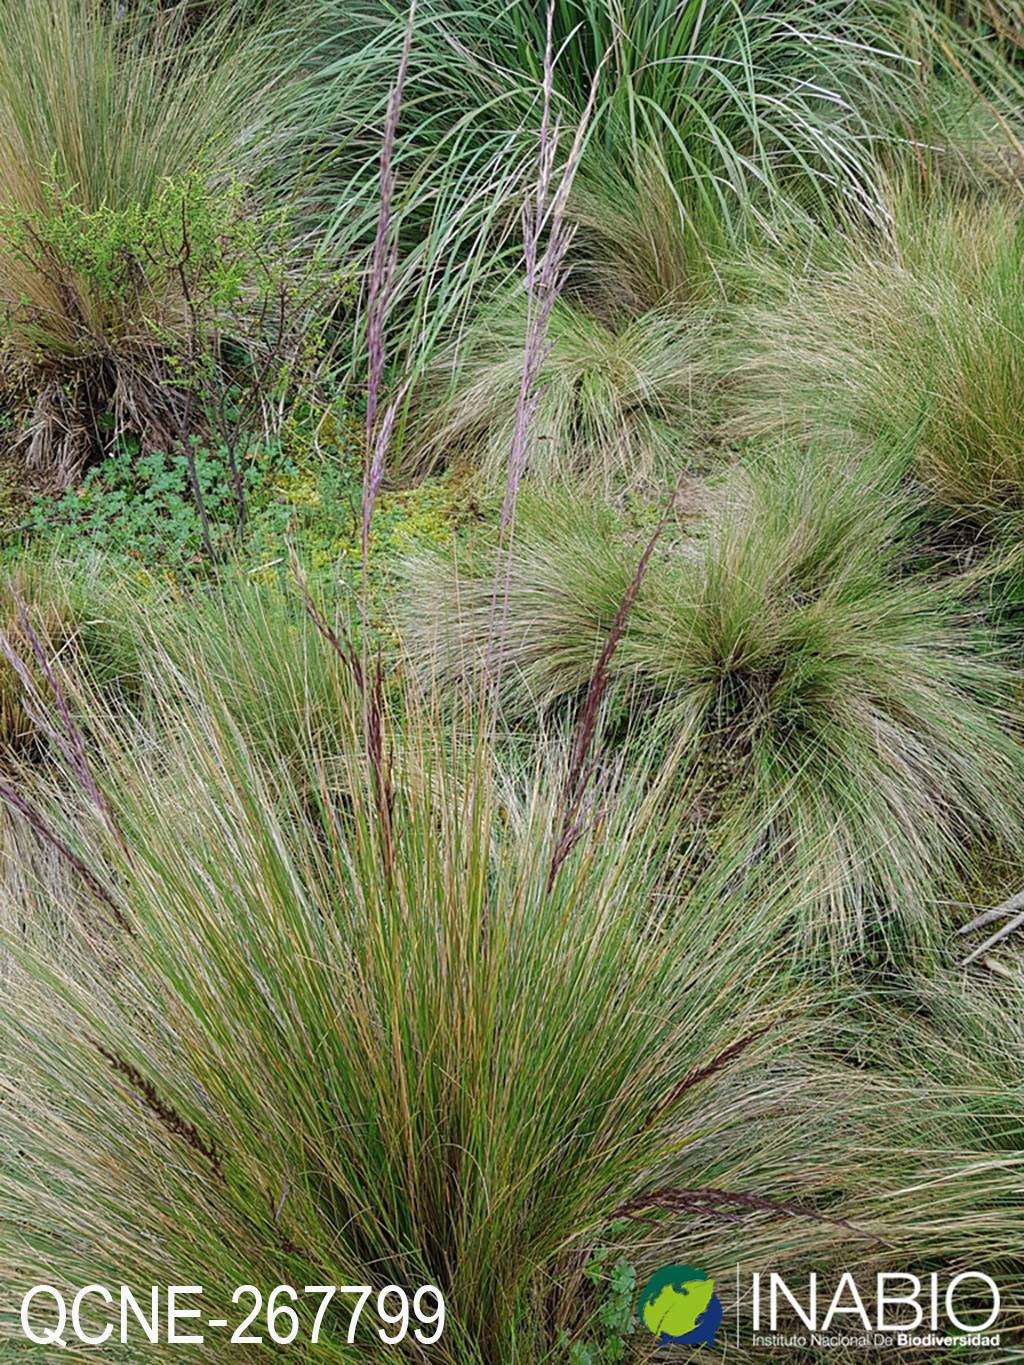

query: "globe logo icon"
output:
637 1264 723 1347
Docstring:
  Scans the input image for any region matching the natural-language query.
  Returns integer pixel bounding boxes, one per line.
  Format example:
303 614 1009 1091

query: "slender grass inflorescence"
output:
361 0 418 576
488 4 597 665
547 483 679 892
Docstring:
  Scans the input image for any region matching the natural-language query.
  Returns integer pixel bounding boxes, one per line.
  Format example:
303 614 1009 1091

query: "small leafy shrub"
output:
0 0 305 481
0 172 332 487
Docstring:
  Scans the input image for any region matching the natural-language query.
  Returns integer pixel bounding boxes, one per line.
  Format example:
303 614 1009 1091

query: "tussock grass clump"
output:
649 977 1024 1359
410 295 710 490
153 575 364 770
403 445 1024 958
0 616 839 1362
822 972 1024 1313
729 191 1024 525
904 84 1024 192
0 559 360 772
310 0 917 384
568 147 731 317
682 972 1024 1359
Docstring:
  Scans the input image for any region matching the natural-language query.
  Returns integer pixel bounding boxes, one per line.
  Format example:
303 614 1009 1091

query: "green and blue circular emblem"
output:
637 1263 723 1347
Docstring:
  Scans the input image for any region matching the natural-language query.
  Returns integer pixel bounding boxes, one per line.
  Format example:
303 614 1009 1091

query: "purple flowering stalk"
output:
362 0 417 578
546 482 680 891
489 3 604 675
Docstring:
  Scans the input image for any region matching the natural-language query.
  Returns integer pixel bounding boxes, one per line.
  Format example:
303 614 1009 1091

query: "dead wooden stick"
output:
960 905 1024 966
957 888 1024 936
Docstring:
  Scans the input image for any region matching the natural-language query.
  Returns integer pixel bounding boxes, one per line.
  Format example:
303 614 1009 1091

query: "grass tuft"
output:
409 294 710 491
729 188 1024 525
0 611 821 1362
